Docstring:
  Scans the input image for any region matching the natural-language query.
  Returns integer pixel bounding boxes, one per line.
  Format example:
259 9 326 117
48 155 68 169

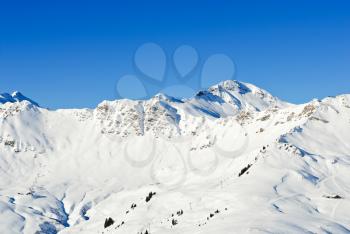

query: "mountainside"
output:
0 80 349 234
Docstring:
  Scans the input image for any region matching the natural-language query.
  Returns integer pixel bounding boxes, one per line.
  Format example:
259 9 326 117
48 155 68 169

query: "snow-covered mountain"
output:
0 80 349 234
0 91 39 106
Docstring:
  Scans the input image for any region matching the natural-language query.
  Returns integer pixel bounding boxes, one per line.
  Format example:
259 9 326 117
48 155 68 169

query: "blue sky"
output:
0 0 349 108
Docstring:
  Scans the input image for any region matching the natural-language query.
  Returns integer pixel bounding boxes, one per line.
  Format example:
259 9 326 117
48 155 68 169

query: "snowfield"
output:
0 80 349 234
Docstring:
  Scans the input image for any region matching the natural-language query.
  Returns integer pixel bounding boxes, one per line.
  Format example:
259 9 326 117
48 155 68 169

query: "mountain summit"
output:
0 91 39 106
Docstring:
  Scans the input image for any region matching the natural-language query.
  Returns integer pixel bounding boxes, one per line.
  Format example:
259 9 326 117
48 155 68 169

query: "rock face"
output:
0 81 350 234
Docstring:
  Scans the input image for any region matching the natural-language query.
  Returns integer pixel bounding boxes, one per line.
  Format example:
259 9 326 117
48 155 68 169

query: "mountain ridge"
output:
1 80 288 111
0 81 349 234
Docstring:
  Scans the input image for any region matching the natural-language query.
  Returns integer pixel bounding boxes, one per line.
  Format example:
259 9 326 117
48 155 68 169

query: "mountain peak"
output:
153 93 184 103
0 91 39 106
202 80 291 111
212 80 252 94
11 91 22 96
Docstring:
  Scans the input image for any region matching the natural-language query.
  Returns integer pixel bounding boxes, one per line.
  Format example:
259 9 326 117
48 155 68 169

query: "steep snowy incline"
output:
0 82 349 234
60 95 350 234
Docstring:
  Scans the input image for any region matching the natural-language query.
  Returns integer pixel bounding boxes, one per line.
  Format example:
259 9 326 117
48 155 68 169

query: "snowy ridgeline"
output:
0 80 350 234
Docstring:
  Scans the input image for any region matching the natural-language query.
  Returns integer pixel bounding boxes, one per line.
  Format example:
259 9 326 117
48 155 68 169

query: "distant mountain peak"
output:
209 80 251 94
0 91 39 106
153 93 184 103
201 80 291 112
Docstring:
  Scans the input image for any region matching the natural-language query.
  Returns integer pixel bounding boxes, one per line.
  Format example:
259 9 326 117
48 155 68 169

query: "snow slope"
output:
0 81 349 234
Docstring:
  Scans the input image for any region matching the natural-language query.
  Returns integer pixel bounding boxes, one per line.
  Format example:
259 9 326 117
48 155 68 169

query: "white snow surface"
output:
0 80 349 234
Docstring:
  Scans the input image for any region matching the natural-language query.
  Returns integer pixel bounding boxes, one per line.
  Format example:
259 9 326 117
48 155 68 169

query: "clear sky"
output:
0 0 349 109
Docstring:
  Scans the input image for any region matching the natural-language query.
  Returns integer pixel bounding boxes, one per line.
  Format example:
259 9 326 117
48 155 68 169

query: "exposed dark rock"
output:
146 192 156 202
324 195 343 199
104 217 114 228
172 219 178 226
238 164 252 177
4 140 15 147
177 210 183 216
131 203 137 209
